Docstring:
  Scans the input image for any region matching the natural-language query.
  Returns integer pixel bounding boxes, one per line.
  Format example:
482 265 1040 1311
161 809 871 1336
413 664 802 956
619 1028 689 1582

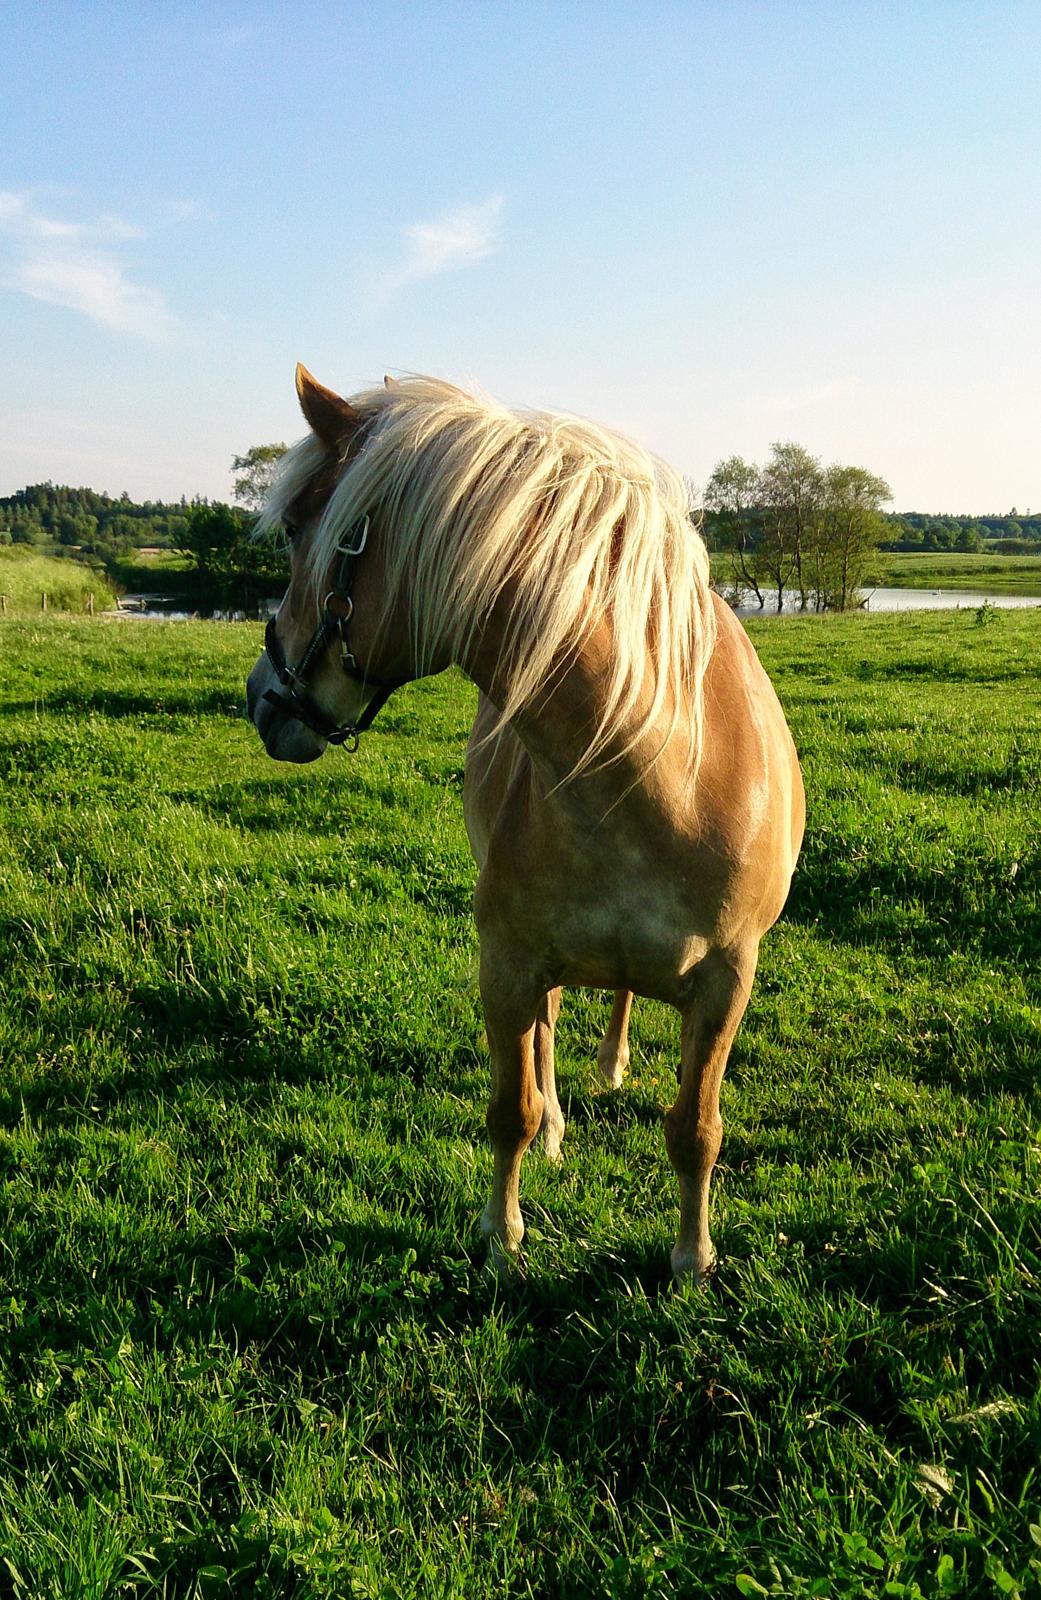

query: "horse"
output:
246 365 804 1281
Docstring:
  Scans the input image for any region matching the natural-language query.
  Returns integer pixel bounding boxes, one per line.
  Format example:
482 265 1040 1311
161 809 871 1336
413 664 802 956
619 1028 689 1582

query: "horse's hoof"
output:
541 1123 565 1162
484 1236 524 1285
597 1045 628 1091
670 1245 717 1286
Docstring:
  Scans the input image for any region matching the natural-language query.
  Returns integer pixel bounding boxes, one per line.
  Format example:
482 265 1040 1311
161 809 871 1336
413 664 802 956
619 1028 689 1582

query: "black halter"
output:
262 517 403 751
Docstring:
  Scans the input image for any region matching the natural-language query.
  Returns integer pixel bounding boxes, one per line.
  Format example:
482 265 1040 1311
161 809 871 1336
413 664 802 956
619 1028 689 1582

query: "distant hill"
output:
0 544 117 614
0 482 193 561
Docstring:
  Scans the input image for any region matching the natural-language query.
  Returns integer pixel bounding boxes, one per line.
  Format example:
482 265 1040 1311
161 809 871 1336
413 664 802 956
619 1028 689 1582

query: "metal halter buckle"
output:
336 516 369 558
262 511 401 753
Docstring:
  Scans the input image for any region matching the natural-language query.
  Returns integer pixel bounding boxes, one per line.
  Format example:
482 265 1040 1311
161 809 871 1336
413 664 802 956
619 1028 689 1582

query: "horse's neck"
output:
464 610 671 819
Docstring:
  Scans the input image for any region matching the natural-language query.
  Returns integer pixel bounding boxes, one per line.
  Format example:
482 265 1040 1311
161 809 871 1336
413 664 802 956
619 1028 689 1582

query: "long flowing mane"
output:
261 377 717 781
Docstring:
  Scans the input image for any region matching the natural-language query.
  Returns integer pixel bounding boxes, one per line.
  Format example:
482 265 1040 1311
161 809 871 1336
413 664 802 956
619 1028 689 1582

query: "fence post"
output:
0 594 7 615
86 592 94 616
41 591 47 612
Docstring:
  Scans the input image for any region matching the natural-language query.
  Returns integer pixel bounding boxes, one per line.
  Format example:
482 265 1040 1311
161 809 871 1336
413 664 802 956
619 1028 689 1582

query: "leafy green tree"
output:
231 444 288 513
175 500 286 590
704 456 766 607
175 502 250 580
57 512 97 547
816 466 892 609
759 443 824 609
705 446 891 611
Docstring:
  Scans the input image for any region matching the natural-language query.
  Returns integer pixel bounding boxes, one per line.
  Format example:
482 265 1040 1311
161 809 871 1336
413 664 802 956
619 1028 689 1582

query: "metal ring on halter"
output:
323 592 353 619
262 511 402 751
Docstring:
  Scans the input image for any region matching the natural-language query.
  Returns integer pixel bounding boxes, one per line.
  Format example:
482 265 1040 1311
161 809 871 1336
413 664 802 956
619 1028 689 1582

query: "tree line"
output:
0 446 288 593
880 511 1041 552
2 441 1038 606
0 483 190 562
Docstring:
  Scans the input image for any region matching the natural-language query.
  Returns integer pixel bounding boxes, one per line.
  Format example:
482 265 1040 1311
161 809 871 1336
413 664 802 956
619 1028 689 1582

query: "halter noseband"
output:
262 517 403 751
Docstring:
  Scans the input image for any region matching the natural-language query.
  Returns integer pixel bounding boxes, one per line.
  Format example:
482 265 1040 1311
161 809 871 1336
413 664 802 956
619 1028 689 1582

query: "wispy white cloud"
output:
0 189 175 341
760 377 859 417
15 257 173 341
373 194 504 305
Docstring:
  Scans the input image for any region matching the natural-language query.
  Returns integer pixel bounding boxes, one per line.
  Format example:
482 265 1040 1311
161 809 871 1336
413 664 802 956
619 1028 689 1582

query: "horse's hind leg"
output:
479 944 544 1270
665 943 757 1283
534 987 565 1160
597 989 633 1090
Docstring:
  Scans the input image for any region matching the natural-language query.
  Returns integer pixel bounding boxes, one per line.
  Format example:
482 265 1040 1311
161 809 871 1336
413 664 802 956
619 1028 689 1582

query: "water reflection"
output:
116 594 281 621
730 585 1041 617
116 586 1041 622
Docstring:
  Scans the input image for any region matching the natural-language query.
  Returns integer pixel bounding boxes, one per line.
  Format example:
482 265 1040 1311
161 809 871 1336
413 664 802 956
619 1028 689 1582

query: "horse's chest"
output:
488 847 712 994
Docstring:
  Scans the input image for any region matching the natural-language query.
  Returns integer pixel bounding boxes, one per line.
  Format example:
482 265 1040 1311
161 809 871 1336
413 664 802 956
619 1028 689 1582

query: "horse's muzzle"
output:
246 655 326 763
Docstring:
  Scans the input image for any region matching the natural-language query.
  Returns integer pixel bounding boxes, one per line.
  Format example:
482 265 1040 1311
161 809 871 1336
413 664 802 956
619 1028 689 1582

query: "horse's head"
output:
246 365 411 763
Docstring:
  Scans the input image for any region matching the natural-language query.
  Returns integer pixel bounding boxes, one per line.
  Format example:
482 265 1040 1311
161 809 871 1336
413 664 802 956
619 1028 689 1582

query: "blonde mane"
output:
261 377 717 782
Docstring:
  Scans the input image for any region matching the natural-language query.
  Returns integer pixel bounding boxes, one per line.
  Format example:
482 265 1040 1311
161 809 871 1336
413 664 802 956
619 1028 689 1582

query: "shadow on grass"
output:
786 848 1041 976
2 687 244 720
0 975 481 1129
564 1086 668 1131
5 1135 1039 1542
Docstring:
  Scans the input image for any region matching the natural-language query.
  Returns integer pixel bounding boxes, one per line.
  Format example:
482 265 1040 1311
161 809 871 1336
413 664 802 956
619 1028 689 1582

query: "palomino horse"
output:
247 366 804 1281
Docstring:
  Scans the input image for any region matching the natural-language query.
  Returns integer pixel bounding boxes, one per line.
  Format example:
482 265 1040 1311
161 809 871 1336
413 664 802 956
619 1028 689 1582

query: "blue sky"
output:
2 1 1039 512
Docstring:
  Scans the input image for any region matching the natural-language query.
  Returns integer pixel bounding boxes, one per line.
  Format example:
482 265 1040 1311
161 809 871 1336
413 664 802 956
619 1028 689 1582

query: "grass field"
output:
708 551 1041 599
866 553 1041 596
0 548 116 615
0 611 1039 1598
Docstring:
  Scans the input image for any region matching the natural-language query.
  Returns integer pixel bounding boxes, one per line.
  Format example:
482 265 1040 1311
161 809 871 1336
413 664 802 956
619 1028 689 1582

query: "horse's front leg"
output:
479 941 545 1271
666 942 757 1283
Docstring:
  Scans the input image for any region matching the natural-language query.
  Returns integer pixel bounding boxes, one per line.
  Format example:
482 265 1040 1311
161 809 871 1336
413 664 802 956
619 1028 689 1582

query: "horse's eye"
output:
283 520 299 543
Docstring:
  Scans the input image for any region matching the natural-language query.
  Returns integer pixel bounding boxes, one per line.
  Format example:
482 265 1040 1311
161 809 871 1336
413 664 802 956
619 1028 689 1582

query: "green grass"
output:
0 611 1039 1598
0 547 117 614
866 552 1041 595
709 550 1041 598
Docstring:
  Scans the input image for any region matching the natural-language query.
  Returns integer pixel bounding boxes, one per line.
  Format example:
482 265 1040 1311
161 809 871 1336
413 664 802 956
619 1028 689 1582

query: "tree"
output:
758 443 823 609
175 502 250 580
816 466 891 610
231 444 288 513
704 456 765 607
57 511 97 547
175 500 287 590
705 444 892 612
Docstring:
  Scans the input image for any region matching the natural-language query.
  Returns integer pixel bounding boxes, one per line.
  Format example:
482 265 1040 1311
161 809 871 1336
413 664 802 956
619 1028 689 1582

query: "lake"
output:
117 586 1041 622
731 585 1041 617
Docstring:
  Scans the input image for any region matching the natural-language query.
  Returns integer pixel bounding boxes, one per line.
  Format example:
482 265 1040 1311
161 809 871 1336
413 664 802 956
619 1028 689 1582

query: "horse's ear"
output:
295 363 359 446
383 374 397 390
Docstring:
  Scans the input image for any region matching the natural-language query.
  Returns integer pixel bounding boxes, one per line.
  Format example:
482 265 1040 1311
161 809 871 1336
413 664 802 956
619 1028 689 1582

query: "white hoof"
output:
670 1243 717 1285
541 1118 565 1162
597 1042 629 1091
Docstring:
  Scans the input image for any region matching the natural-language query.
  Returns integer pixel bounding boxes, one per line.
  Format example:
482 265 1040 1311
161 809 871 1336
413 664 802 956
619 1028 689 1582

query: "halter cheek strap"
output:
261 518 404 751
